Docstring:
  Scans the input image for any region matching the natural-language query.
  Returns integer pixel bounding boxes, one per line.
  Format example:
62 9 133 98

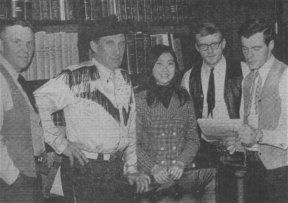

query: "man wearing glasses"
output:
182 22 249 201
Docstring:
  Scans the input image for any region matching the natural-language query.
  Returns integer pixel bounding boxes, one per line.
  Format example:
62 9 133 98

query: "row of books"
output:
0 0 75 20
23 31 79 80
80 0 193 23
23 30 184 82
123 32 184 76
1 0 193 24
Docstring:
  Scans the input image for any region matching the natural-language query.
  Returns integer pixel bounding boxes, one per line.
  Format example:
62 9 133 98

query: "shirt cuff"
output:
4 168 19 185
124 164 138 175
53 138 68 154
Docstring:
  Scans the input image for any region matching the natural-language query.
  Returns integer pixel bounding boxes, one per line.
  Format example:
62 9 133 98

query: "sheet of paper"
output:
197 119 242 141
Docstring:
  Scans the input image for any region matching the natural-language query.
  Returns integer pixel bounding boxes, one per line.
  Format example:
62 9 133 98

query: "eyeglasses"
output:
197 40 223 51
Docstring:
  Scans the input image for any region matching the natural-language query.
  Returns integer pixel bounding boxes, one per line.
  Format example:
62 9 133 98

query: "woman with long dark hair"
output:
136 45 216 202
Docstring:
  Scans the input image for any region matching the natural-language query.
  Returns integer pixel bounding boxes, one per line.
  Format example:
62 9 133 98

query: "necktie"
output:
17 75 38 113
207 67 215 117
254 71 262 114
247 70 261 116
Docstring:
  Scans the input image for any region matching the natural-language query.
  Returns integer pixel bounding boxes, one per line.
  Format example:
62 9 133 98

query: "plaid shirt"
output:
136 91 200 175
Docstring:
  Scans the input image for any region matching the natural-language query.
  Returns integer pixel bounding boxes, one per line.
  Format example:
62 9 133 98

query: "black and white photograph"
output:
0 0 287 202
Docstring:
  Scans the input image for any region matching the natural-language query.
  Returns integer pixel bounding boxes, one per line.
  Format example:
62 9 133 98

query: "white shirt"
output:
182 56 250 119
0 54 45 184
34 58 138 174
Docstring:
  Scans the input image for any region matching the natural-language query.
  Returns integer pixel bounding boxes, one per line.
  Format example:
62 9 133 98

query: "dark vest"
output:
189 59 243 119
0 65 36 177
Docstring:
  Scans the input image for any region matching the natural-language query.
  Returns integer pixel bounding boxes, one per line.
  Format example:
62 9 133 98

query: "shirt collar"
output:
203 55 226 72
257 55 275 82
0 54 20 80
92 58 115 80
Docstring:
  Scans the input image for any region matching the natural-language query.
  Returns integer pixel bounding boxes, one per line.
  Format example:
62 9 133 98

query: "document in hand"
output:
197 119 242 141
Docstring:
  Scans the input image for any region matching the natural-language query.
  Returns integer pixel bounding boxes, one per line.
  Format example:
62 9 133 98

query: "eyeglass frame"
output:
196 39 223 51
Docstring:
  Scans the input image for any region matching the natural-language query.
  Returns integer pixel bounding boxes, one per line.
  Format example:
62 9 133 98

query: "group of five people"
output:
0 17 287 203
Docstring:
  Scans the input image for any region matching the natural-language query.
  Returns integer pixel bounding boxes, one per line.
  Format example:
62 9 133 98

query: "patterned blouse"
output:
136 90 200 175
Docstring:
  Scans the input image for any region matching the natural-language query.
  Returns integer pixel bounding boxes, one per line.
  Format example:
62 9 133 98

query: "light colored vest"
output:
243 59 288 169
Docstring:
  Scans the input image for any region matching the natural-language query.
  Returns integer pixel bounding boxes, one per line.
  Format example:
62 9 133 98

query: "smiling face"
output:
91 33 126 71
152 52 176 86
241 32 274 70
195 33 226 67
0 25 35 73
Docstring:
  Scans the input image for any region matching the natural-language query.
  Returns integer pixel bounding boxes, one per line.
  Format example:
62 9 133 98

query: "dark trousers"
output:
245 151 288 203
0 174 43 203
61 156 137 203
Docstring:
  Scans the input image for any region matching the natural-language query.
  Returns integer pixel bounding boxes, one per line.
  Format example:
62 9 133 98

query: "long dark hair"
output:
145 44 189 107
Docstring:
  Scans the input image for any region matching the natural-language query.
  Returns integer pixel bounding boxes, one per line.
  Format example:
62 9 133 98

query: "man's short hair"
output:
195 22 223 41
0 19 34 37
238 18 275 46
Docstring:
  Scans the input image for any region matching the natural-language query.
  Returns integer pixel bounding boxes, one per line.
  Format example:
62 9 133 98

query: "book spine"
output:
64 0 76 20
84 0 91 20
0 0 8 19
29 53 37 80
24 0 32 20
115 0 121 21
125 33 136 74
48 33 56 78
61 32 68 70
31 0 41 20
59 0 65 20
91 0 102 20
170 0 177 23
101 0 108 18
134 32 145 74
54 32 63 75
35 31 46 80
119 0 127 21
151 0 158 24
136 0 144 23
143 33 151 73
43 33 50 79
67 33 73 66
40 0 51 20
50 0 60 20
143 0 151 24
125 0 132 21
71 33 79 64
10 0 25 19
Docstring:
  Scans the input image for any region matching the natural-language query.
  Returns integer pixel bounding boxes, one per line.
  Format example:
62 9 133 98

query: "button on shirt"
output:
0 55 45 184
34 58 137 174
136 91 199 174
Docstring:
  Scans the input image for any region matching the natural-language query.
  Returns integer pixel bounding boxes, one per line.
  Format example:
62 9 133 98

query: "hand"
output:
224 137 242 154
151 164 171 184
127 173 151 194
62 141 88 166
168 163 184 180
237 124 257 147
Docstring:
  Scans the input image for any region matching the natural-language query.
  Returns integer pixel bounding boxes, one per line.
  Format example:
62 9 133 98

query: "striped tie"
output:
254 70 262 114
247 70 261 116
